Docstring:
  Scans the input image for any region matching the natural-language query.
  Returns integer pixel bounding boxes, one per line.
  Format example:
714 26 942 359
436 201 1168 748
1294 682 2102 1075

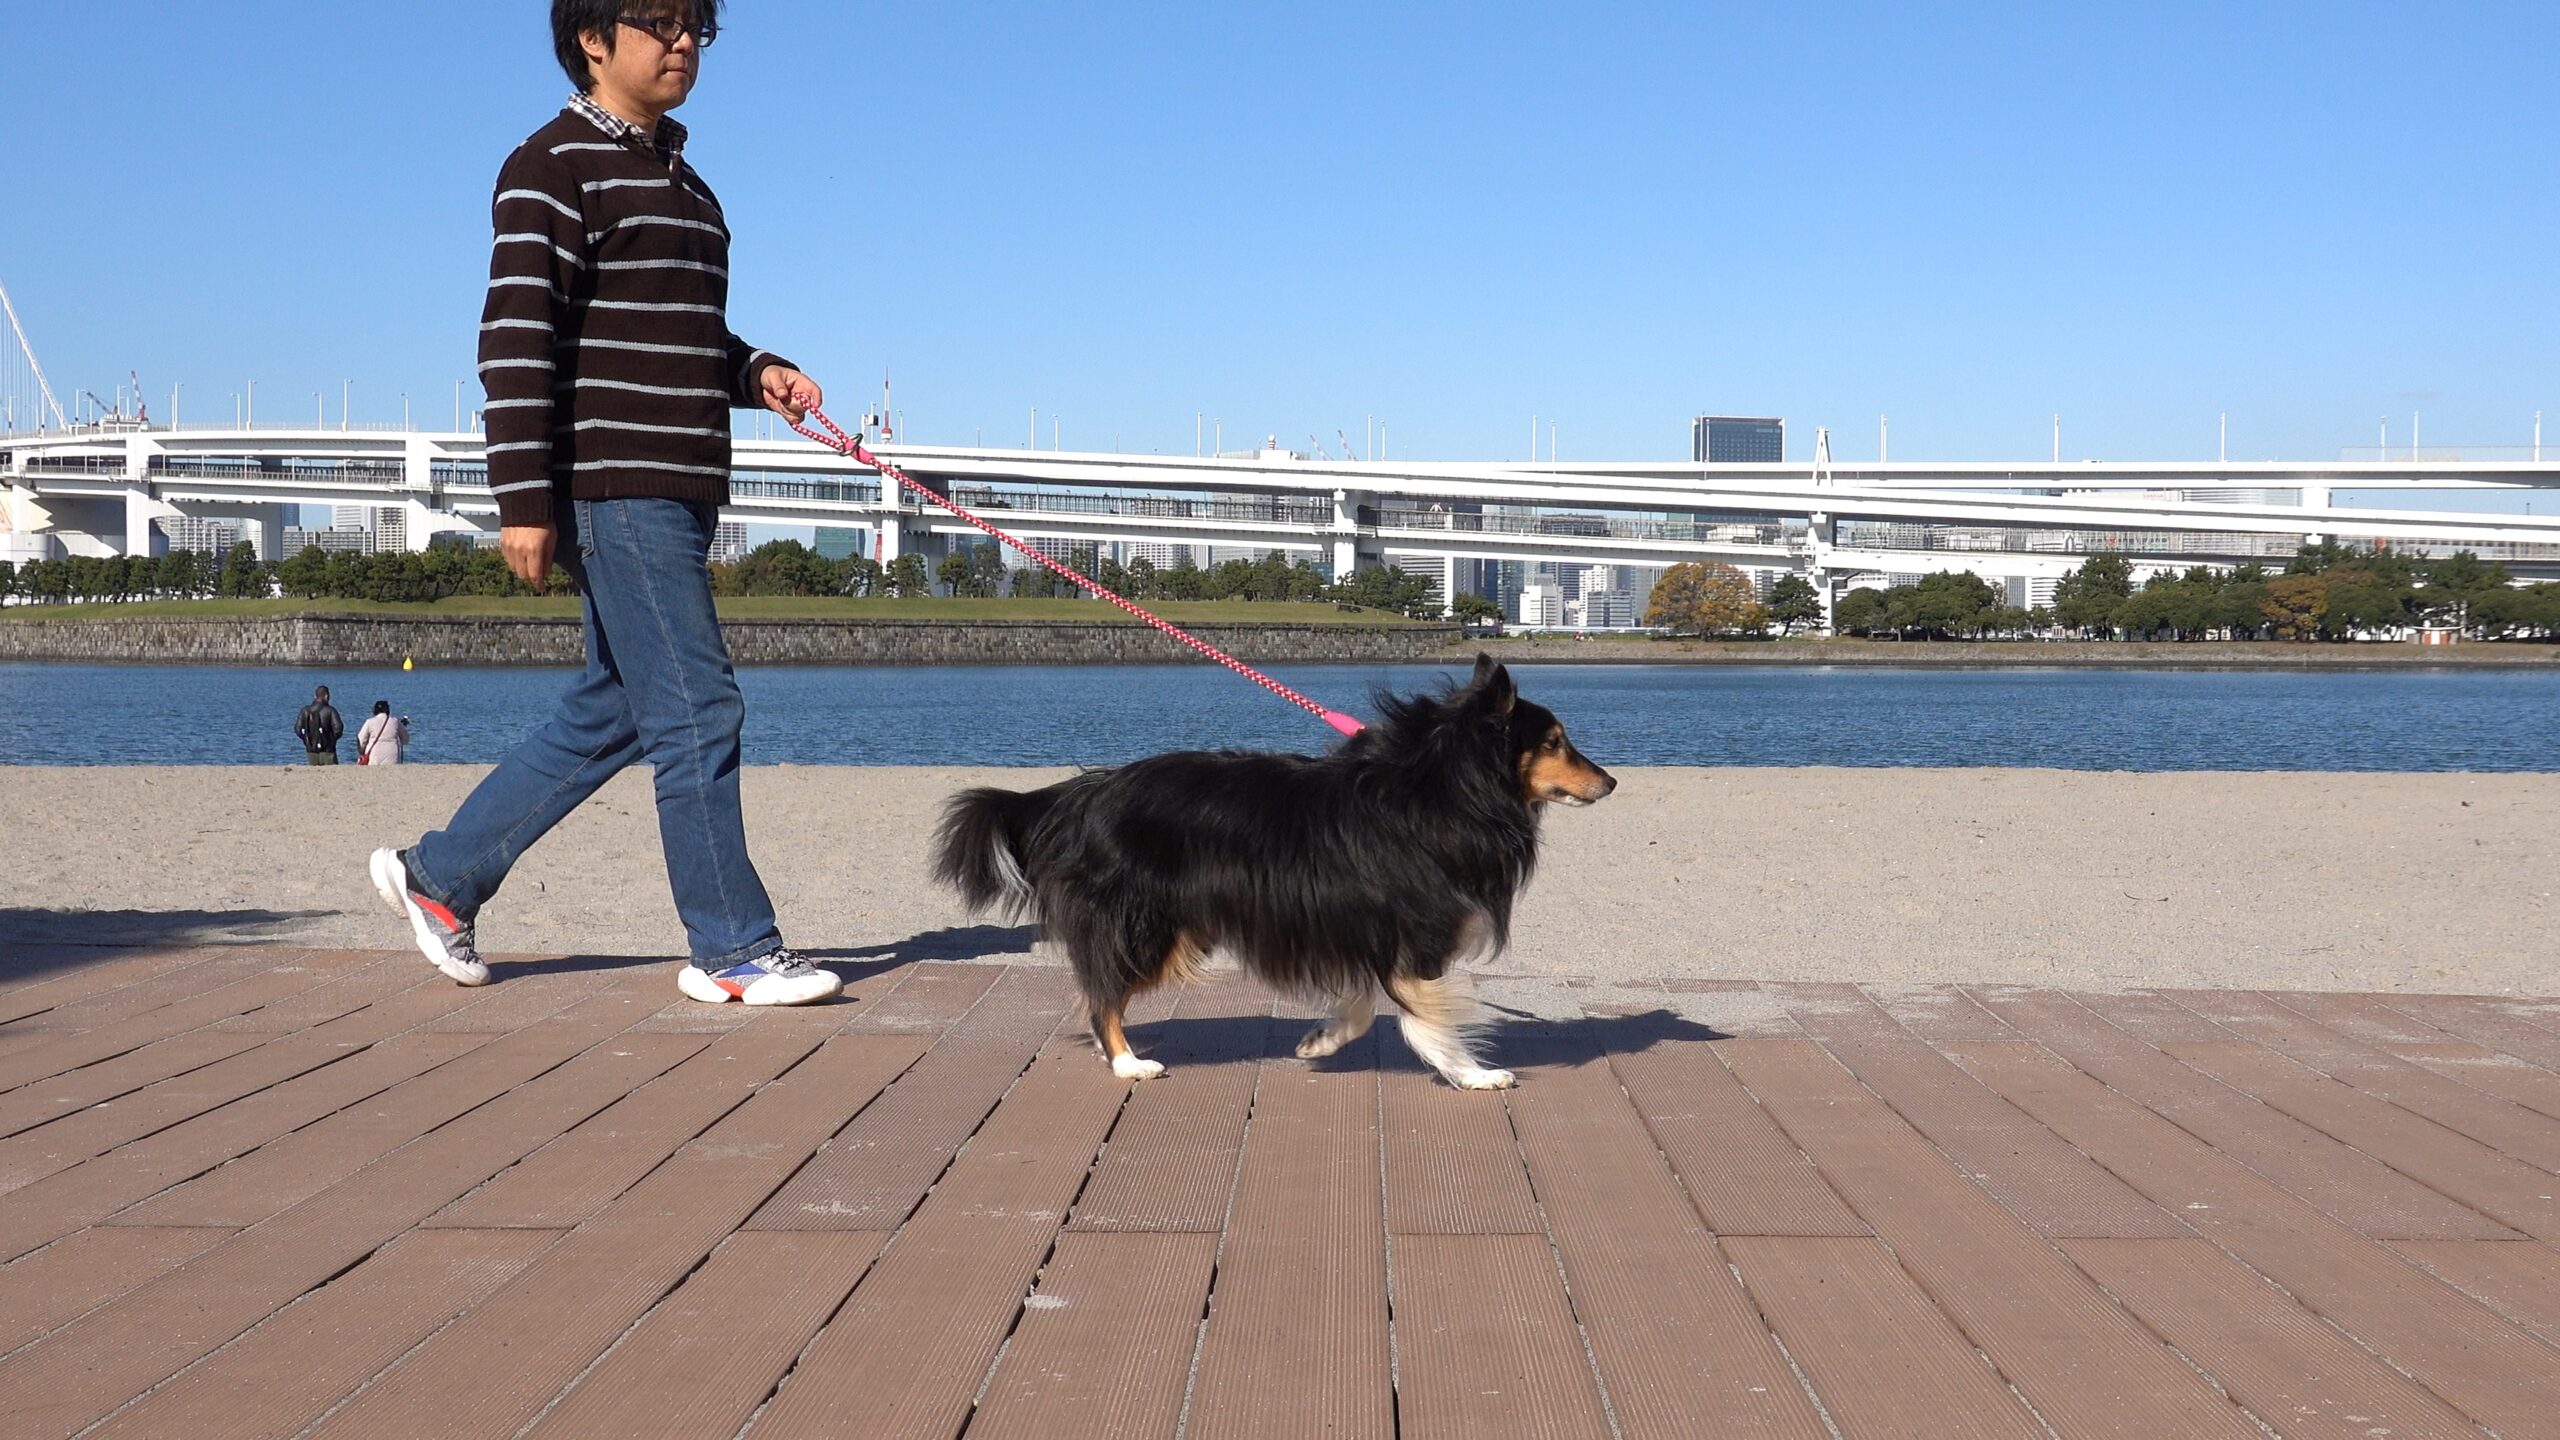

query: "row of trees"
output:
709 539 1499 622
1643 563 1823 636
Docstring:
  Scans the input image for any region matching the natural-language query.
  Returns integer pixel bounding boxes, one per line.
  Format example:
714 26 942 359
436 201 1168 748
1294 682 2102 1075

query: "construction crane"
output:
0 277 70 432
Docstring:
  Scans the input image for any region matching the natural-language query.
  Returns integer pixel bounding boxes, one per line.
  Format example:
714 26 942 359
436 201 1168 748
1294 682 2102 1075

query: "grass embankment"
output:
0 597 1430 626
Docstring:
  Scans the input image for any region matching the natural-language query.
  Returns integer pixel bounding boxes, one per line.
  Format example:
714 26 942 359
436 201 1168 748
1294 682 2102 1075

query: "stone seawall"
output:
0 614 1460 667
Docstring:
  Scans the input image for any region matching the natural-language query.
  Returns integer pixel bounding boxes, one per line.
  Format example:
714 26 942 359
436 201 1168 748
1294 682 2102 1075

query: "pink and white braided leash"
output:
789 409 1366 738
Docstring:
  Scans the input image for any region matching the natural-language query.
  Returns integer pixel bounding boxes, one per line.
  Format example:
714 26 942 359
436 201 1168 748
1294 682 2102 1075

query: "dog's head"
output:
1457 654 1617 808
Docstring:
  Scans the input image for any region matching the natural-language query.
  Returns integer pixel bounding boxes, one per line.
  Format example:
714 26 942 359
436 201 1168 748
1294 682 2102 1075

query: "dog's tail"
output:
932 784 1056 920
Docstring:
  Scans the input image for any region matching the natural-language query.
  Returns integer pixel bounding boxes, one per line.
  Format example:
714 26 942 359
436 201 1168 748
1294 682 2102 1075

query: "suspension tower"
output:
0 278 70 434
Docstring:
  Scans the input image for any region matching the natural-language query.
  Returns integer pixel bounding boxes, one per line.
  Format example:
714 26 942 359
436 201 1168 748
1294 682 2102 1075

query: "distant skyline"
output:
6 1 2551 469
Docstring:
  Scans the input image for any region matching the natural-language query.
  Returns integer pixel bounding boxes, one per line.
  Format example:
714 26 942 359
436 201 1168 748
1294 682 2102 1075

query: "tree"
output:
885 552 930 598
1834 587 1890 636
1645 561 1766 636
1767 575 1823 635
2052 556 2135 636
0 560 14 605
2260 574 2327 641
1449 593 1503 629
934 550 973 597
275 544 331 599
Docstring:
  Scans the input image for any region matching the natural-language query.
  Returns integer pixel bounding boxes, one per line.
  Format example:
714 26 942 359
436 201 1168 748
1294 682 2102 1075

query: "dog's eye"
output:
1541 735 1562 752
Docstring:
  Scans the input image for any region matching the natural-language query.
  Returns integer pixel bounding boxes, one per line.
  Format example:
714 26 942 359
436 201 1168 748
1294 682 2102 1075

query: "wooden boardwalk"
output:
2 944 2557 1438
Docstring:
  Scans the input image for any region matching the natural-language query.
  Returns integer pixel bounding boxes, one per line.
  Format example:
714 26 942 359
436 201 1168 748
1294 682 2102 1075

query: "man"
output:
295 685 343 765
367 0 838 1005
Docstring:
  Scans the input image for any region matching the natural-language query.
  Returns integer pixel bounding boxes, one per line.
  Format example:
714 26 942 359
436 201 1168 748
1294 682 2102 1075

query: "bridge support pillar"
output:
1806 512 1837 634
1329 488 1381 580
125 490 168 558
248 505 291 562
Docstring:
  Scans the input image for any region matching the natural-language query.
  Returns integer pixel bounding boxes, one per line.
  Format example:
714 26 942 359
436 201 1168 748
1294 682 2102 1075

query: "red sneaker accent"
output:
716 976 749 998
414 894 462 932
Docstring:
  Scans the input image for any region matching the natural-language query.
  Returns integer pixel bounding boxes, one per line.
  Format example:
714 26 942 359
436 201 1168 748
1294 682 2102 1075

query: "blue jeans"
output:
406 497 782 966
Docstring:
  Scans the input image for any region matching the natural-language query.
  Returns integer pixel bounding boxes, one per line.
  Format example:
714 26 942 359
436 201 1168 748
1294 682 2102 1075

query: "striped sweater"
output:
477 101 792 529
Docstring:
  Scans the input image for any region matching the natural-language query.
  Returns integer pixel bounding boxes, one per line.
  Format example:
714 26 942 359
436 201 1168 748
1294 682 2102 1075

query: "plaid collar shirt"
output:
568 91 688 162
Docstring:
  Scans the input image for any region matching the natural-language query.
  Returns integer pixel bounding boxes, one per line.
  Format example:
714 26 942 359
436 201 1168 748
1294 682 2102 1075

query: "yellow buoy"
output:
402 655 414 671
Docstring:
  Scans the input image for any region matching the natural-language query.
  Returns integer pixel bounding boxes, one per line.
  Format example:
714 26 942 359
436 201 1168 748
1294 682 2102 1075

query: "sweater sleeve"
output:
724 332 793 411
479 145 589 529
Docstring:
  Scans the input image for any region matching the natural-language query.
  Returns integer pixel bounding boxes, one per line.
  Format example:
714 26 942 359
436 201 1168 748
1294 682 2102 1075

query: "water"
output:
1 661 2551 770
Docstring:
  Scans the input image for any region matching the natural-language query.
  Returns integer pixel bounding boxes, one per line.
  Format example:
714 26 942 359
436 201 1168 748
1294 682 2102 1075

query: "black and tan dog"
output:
933 656 1614 1089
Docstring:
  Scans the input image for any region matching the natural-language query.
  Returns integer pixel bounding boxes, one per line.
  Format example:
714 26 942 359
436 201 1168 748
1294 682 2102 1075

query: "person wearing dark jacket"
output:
295 686 343 766
366 0 838 1006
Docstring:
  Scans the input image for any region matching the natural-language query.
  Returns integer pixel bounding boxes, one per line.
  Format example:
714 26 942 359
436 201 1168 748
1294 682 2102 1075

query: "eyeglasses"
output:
617 15 718 48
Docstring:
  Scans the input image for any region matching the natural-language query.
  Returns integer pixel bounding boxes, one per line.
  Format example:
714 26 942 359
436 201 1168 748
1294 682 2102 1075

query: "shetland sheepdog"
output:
932 655 1615 1090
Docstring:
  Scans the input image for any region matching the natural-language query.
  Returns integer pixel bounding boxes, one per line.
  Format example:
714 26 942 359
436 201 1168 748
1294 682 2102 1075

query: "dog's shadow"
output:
1130 1005 1727 1071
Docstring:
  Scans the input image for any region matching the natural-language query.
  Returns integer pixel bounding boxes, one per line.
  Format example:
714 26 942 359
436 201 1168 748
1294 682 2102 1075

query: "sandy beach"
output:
4 765 2549 996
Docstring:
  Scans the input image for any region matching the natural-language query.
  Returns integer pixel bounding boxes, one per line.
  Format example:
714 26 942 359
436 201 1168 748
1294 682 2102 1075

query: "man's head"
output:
314 685 330 702
553 1 720 118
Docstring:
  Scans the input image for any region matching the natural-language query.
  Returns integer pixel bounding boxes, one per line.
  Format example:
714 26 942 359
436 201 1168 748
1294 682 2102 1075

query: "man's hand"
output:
760 366 823 423
502 523 557 589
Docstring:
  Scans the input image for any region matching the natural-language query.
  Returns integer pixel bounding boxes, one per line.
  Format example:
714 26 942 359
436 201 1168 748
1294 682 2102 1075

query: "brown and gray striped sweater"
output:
477 101 792 529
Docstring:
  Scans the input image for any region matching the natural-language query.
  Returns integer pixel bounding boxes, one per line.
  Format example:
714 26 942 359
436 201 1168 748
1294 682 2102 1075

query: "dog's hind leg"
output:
1092 1004 1165 1081
1295 985 1377 1060
1384 973 1513 1090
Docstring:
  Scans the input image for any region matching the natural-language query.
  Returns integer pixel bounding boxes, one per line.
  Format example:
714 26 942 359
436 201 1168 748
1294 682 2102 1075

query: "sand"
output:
4 765 2551 996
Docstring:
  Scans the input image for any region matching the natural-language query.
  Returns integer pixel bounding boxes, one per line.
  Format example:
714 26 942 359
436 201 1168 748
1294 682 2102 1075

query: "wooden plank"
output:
1718 1038 2260 1439
2388 1239 2560 1346
111 990 682 1227
0 956 340 1093
0 1226 232 1353
1983 988 2516 1241
0 1011 693 1439
0 1029 265 1140
84 1228 560 1440
1507 1043 1829 1439
966 1231 1221 1440
203 953 433 1033
1774 983 2188 1238
1946 1038 2560 1439
1070 979 1268 1233
2382 994 2560 1073
1609 1039 1870 1237
2170 989 2560 1171
523 1231 888 1438
0 1031 483 1262
1184 1043 1394 1440
0 947 278 1028
1722 1236 2046 1440
0 973 495 1194
1380 1023 1540 1234
1859 983 2022 1043
303 1032 929 1440
1391 1233 1612 1440
743 1039 1134 1437
0 946 223 1019
2160 1040 2560 1243
429 1022 834 1228
749 964 1075 1230
2063 1237 2488 1440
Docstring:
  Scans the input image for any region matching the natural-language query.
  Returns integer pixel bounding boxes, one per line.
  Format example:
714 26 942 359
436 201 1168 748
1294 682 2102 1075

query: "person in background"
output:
357 700 409 766
295 685 343 766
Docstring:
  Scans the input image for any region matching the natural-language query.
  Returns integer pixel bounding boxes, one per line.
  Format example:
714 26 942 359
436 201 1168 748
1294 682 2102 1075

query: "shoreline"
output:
5 764 2550 997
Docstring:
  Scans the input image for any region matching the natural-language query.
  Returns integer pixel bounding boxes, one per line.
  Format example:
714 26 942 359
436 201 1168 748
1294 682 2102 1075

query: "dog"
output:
932 655 1615 1089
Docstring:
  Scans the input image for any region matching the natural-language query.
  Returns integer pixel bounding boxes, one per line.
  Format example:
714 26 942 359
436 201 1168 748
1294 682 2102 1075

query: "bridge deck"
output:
1 944 2555 1438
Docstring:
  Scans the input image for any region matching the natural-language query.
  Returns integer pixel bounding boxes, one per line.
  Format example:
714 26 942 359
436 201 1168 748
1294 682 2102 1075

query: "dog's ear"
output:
1467 655 1516 718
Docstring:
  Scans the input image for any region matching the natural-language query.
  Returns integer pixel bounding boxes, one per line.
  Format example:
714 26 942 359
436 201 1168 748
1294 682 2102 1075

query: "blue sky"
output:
7 1 2553 467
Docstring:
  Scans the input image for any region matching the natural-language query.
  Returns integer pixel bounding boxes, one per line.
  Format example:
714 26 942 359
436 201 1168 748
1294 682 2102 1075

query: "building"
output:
281 527 368 557
372 507 405 554
1125 542 1199 572
1578 587 1639 628
813 527 868 561
157 515 241 556
712 521 749 563
1693 415 1786 464
1516 581 1565 628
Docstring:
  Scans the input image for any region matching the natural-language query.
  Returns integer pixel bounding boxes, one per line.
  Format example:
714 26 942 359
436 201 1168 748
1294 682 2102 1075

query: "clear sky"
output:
7 1 2552 466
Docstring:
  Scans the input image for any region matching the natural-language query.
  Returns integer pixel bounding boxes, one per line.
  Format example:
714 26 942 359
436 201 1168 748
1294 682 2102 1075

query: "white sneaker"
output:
677 947 842 1006
368 848 491 987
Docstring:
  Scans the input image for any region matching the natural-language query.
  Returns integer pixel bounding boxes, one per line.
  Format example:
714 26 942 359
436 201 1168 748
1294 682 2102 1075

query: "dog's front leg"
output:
1296 986 1378 1060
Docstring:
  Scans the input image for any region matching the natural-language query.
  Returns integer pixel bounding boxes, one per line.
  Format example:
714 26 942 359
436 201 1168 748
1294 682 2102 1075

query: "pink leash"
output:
788 409 1366 738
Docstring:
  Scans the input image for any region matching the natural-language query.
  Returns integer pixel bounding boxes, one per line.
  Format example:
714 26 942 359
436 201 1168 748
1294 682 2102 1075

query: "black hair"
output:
552 0 723 91
373 700 392 715
314 685 330 699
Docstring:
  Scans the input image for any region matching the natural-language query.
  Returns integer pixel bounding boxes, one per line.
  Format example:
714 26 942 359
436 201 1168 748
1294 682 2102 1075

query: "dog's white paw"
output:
1296 1026 1348 1060
1451 1067 1516 1091
1112 1054 1167 1081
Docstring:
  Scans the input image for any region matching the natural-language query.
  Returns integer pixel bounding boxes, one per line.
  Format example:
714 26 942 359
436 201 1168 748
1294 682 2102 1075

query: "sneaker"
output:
678 947 842 1007
368 847 491 987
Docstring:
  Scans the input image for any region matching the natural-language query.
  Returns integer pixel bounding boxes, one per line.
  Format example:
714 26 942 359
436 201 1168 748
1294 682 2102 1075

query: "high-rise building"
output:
372 507 406 554
157 516 242 555
712 521 749 563
1125 542 1199 572
1516 582 1565 627
1693 415 1786 464
282 527 368 557
813 527 867 560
